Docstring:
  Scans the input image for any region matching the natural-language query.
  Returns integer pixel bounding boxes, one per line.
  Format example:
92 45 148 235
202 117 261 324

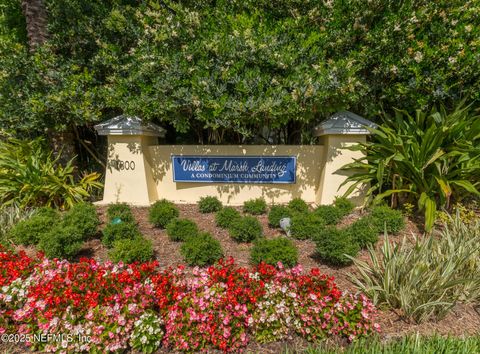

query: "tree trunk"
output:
21 0 48 50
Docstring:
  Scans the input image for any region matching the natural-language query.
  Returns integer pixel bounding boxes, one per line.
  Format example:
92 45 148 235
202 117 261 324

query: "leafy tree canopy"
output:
1 0 479 143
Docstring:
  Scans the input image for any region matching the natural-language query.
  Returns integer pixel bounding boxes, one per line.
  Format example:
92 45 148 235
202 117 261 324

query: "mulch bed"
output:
9 204 480 353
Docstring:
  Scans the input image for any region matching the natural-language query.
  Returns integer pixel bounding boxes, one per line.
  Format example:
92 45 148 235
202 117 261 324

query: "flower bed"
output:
0 246 379 353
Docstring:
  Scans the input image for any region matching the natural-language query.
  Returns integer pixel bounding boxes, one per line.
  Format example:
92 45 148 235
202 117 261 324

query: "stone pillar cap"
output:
314 111 377 136
94 115 166 137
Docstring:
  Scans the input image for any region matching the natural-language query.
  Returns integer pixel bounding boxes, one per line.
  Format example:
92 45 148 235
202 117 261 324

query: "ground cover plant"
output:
349 216 480 323
0 249 380 353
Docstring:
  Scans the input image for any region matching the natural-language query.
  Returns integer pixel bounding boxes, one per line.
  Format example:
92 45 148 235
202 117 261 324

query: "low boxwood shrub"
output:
229 216 263 242
268 205 292 228
9 208 60 245
109 237 154 263
166 218 199 242
370 205 405 234
250 237 298 268
37 224 84 260
288 198 309 213
106 203 135 224
347 216 379 248
289 213 325 240
334 197 355 216
315 227 360 266
62 203 99 239
102 221 142 248
314 205 344 225
243 198 267 215
180 232 223 266
149 199 179 228
198 196 222 213
215 207 241 229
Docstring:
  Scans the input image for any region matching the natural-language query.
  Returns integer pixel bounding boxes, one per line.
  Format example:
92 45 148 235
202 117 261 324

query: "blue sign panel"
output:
172 156 296 184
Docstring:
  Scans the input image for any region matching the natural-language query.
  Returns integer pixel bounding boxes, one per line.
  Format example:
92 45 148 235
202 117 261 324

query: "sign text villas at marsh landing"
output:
94 112 376 206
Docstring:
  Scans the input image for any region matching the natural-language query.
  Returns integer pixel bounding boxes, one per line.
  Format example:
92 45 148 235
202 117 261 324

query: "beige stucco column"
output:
94 115 165 206
314 111 376 206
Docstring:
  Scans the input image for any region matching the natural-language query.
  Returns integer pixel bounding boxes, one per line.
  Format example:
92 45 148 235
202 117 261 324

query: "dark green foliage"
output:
166 218 199 242
334 197 355 216
198 196 223 213
250 237 298 268
37 224 84 260
9 209 60 245
314 205 344 225
180 232 223 266
215 207 241 229
370 205 405 234
289 213 325 240
268 205 292 228
288 198 309 213
102 221 142 248
149 199 179 228
62 203 99 239
109 237 154 263
243 198 267 215
347 216 379 248
106 203 135 224
229 216 263 242
315 227 360 266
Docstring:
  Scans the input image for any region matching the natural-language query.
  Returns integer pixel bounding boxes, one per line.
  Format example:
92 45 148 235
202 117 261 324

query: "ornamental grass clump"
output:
149 199 179 228
166 218 199 242
268 205 292 228
229 216 263 242
198 196 222 213
250 237 298 268
349 215 480 323
243 198 267 215
215 206 241 228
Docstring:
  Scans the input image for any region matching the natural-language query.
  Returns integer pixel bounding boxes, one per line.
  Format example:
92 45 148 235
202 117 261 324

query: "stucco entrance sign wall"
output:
94 112 376 206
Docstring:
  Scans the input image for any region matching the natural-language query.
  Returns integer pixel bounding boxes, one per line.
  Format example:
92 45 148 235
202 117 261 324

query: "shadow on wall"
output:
147 145 324 204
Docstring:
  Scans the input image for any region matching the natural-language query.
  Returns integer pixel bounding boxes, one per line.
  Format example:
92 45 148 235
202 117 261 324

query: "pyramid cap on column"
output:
314 111 377 136
94 115 166 137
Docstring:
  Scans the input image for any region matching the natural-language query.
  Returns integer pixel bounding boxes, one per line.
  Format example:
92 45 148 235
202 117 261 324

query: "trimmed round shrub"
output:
198 196 222 213
106 203 135 224
215 207 241 228
102 221 142 248
250 237 298 268
9 208 60 246
180 232 223 266
62 203 99 239
229 216 263 242
314 205 344 225
166 218 199 242
347 216 379 248
289 213 325 240
268 205 292 228
109 237 154 263
315 227 360 266
288 198 309 213
334 197 355 216
149 199 179 228
37 224 84 260
370 205 405 234
243 198 267 215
